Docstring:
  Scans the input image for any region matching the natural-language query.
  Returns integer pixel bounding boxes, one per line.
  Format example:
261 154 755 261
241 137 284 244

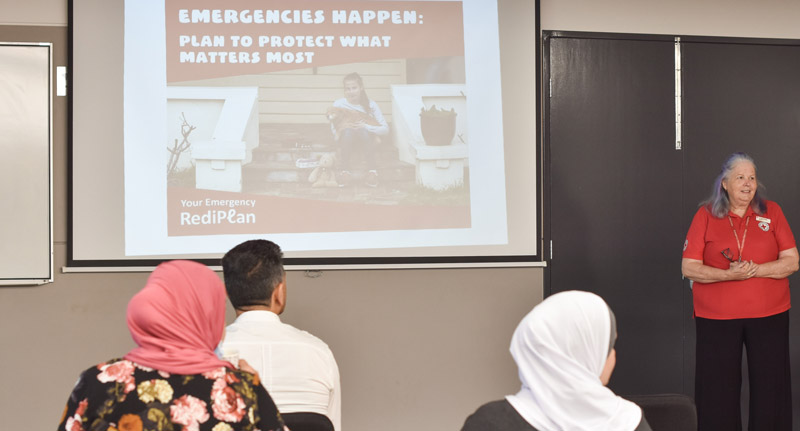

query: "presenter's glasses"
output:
721 248 736 263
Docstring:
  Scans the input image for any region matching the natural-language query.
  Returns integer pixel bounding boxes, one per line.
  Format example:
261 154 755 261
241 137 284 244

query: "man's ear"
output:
272 279 287 311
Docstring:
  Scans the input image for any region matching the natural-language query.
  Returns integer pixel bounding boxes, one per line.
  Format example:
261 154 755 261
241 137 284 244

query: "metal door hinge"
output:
675 37 682 150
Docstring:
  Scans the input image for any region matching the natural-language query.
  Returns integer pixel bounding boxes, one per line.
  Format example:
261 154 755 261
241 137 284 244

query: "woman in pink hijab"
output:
57 260 284 431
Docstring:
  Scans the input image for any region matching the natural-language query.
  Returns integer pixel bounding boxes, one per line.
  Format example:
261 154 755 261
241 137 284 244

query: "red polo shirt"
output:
683 200 796 319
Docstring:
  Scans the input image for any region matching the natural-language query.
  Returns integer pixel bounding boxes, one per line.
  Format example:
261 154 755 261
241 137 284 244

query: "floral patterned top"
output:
58 359 284 431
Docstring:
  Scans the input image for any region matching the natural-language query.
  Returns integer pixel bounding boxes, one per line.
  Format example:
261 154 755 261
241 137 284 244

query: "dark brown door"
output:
546 34 685 394
682 39 800 425
547 33 800 425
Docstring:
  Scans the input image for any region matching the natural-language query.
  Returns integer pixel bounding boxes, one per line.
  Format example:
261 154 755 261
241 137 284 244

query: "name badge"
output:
756 216 771 224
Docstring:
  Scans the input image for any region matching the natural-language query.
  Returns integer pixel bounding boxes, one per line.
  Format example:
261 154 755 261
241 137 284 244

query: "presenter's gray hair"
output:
702 152 766 218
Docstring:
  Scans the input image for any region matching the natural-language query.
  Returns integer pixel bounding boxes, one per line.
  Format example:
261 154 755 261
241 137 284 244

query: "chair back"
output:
626 393 697 431
281 412 334 431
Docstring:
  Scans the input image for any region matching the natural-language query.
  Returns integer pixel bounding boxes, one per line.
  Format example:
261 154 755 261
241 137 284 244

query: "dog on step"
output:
326 106 382 142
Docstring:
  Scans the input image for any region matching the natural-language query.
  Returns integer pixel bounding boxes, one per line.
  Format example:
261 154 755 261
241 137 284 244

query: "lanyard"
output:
727 215 750 263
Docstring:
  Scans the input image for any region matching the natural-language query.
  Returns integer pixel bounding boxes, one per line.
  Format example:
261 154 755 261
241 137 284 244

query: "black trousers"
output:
695 311 791 431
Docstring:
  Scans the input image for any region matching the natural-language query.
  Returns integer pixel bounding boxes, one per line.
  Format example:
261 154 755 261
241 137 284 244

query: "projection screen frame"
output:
66 0 542 270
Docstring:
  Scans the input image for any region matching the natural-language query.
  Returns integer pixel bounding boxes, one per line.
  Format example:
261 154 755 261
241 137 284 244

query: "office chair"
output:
627 393 697 431
281 412 334 431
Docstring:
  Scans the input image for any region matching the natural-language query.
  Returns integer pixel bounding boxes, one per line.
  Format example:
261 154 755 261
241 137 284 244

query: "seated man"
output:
221 239 341 430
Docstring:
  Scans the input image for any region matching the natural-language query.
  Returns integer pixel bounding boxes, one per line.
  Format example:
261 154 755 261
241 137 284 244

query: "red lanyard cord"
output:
727 215 750 263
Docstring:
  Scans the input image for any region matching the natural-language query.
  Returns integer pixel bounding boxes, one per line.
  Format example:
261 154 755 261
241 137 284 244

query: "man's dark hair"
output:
222 239 285 309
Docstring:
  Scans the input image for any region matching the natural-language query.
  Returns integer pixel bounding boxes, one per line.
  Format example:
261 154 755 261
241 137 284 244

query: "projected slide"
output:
124 0 507 256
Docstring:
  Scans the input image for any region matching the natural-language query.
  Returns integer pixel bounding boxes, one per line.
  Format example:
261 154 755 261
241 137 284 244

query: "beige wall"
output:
10 0 800 429
0 2 541 431
541 0 800 38
1 244 540 431
0 0 65 26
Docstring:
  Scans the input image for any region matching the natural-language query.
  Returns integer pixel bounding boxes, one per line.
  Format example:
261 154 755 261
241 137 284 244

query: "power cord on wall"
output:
304 270 323 279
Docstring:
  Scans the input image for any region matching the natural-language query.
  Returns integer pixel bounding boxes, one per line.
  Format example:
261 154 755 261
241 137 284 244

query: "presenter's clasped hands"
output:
727 260 758 280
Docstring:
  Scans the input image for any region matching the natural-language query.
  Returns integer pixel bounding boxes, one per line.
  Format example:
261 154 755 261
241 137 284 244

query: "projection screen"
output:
69 0 540 268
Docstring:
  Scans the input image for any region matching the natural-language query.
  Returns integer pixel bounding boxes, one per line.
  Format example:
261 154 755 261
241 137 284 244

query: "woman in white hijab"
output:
461 291 651 431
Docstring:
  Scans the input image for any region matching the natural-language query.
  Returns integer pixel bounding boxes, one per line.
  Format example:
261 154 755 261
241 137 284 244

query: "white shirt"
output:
222 310 341 431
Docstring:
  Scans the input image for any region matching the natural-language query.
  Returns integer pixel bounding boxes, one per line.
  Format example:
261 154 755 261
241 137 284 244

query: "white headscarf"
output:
506 291 642 431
